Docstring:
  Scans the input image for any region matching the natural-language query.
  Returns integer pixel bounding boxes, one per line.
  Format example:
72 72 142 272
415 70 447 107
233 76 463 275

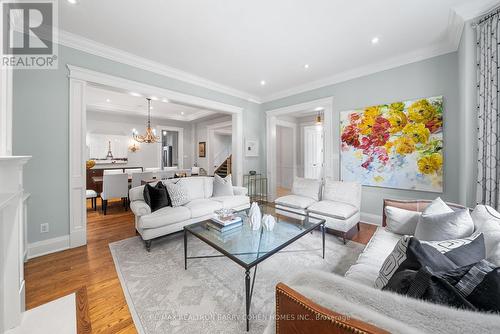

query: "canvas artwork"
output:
340 96 444 192
199 142 206 158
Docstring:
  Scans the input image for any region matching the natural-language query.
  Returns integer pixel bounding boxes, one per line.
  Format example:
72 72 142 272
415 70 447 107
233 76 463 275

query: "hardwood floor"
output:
24 199 377 333
25 199 137 334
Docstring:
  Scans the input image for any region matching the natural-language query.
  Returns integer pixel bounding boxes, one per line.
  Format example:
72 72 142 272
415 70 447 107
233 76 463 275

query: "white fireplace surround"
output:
0 156 30 333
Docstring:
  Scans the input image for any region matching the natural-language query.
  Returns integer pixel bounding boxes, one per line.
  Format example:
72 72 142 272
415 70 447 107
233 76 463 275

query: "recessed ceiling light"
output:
67 0 78 4
162 98 169 103
260 80 266 86
371 37 379 45
162 131 167 135
314 107 324 111
150 96 158 101
106 98 111 103
304 64 310 69
181 111 185 115
130 92 142 97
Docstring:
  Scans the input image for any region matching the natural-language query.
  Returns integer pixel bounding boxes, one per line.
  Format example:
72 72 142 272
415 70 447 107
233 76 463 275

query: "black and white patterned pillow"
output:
375 234 486 289
165 182 189 207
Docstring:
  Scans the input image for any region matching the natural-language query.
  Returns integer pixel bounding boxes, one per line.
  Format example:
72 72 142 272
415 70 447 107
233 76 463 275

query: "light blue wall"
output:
263 52 464 219
13 44 265 243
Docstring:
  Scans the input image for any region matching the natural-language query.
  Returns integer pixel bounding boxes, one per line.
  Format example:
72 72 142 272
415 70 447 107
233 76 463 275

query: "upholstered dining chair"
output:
103 169 123 175
86 189 98 211
131 171 153 188
125 168 142 176
101 173 129 215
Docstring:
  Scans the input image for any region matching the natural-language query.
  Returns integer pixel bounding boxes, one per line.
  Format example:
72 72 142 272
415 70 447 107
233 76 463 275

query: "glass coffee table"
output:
183 203 326 331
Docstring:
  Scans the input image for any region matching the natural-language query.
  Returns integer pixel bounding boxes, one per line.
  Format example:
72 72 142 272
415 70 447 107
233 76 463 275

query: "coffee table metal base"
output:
183 224 325 331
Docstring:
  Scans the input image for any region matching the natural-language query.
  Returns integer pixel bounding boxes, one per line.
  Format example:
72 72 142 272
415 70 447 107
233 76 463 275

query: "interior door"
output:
304 126 323 179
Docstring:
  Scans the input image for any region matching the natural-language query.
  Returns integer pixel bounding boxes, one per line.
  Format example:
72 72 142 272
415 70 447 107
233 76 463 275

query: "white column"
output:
69 79 87 248
232 112 243 186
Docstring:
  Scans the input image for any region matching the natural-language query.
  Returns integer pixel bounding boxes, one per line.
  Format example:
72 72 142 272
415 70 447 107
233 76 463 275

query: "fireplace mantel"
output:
0 156 30 333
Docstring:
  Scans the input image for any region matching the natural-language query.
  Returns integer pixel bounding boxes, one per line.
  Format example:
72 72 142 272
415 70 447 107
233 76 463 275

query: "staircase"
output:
214 155 232 177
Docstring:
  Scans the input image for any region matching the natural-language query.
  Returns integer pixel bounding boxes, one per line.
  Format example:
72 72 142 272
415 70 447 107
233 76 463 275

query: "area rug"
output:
109 231 365 334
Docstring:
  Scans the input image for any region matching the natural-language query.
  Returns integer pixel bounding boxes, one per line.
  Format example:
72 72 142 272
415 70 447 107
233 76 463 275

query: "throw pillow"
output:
385 206 421 235
421 197 454 216
143 182 170 212
375 234 485 289
384 260 500 313
471 204 500 231
415 209 474 241
165 181 189 207
213 174 234 197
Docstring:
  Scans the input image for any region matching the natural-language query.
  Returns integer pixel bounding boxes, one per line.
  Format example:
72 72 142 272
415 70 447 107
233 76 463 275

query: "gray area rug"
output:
109 231 364 334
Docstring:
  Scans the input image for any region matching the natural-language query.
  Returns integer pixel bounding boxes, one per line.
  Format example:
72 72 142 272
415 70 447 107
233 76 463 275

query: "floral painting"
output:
340 96 443 192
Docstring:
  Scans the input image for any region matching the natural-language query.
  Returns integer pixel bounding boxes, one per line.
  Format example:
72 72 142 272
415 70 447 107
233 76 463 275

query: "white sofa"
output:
129 176 250 251
275 177 361 243
264 199 500 333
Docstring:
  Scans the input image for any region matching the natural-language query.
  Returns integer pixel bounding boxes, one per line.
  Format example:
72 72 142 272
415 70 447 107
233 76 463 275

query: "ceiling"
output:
60 0 498 102
86 85 221 122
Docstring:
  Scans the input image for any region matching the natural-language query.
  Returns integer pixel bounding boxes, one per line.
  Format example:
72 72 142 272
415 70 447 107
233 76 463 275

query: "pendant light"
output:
133 98 160 143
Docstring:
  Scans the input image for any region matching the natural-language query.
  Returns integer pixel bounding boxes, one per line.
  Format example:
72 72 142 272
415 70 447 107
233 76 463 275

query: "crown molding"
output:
58 30 262 104
261 43 456 103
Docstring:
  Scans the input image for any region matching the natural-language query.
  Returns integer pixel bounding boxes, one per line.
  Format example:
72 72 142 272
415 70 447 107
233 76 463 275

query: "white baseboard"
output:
360 212 383 226
27 235 70 260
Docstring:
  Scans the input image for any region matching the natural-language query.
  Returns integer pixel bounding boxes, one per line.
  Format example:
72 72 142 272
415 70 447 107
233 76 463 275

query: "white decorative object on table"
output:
248 202 262 230
262 214 276 231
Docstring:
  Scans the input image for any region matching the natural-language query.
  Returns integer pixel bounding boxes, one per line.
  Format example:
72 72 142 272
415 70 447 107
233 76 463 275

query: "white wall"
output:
86 110 193 169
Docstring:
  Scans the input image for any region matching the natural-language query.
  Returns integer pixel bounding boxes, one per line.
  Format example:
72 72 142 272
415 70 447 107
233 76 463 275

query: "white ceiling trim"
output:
67 64 243 115
87 103 216 122
59 30 262 104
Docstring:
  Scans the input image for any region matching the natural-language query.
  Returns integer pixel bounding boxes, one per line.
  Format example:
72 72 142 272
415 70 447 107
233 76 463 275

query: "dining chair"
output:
125 168 142 176
103 169 123 175
131 171 153 188
101 173 129 215
86 189 98 211
191 166 200 175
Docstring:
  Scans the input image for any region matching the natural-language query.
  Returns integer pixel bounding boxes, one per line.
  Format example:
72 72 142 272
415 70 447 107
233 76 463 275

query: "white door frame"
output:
67 65 244 248
156 126 184 169
206 120 232 174
266 97 334 201
275 119 298 189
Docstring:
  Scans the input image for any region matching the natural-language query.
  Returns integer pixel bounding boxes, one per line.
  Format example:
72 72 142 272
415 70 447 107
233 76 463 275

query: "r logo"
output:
2 2 53 55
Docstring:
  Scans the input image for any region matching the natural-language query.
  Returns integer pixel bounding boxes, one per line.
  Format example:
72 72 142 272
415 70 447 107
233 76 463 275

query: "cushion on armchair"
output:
291 177 322 201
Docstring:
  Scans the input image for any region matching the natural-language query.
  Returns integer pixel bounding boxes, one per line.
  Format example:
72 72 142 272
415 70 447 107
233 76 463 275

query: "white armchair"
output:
307 178 361 244
274 177 322 220
101 173 129 215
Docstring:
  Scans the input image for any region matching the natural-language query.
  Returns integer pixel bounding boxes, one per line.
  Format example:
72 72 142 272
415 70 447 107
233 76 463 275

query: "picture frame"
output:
198 142 206 158
245 139 259 157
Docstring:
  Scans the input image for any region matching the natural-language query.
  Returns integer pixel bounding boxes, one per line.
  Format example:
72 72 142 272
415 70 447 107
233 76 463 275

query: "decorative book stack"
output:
207 214 243 233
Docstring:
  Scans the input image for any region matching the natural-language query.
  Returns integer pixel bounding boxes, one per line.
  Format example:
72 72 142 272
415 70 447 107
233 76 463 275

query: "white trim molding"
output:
60 30 261 104
27 235 70 260
67 65 245 248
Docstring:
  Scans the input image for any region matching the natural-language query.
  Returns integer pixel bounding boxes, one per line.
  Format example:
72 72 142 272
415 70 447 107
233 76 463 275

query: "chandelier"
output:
133 98 160 143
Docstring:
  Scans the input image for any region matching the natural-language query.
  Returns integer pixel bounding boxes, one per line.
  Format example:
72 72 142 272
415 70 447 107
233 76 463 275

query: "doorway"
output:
68 65 244 249
266 97 334 201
